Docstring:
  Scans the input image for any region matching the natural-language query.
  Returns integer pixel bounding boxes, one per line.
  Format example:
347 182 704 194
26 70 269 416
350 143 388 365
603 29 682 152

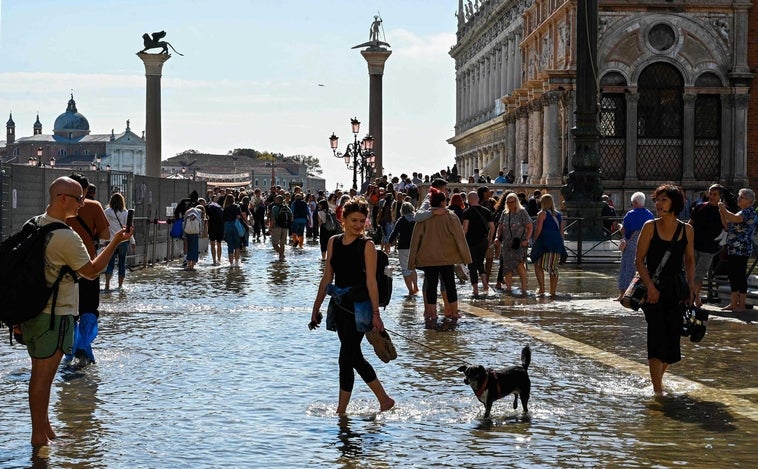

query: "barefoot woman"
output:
310 197 395 414
635 184 695 394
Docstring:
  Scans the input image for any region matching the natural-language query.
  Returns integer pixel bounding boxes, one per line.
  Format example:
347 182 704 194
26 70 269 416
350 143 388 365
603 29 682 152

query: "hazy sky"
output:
0 0 458 188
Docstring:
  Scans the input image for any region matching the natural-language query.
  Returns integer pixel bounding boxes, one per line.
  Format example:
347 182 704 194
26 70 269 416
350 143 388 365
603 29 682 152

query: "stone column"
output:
543 92 562 185
720 94 733 181
624 91 639 182
501 42 508 97
507 115 517 173
137 52 171 178
733 92 749 186
361 48 392 178
514 29 523 89
529 102 544 184
516 108 529 183
682 93 696 182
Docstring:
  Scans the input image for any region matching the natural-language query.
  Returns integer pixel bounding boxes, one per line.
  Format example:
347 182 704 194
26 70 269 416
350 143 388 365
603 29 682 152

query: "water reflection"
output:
1 251 757 467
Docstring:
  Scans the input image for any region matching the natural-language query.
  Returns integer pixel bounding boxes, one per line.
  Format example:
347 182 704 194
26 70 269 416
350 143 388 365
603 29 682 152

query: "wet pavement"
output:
1 238 756 468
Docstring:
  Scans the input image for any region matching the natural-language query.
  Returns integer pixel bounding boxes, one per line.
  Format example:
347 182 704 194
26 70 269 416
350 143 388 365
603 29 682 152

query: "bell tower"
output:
6 112 15 145
33 113 42 135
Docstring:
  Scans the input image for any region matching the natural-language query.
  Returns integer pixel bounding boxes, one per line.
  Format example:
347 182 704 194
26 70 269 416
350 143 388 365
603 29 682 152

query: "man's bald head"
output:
49 177 83 202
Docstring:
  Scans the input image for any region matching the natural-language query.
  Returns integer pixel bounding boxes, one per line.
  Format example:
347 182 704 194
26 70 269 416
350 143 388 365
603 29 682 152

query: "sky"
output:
0 0 459 189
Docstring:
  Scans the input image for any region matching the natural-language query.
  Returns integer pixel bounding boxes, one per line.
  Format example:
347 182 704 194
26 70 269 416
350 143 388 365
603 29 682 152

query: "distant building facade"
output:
2 94 146 174
162 153 325 194
448 0 755 201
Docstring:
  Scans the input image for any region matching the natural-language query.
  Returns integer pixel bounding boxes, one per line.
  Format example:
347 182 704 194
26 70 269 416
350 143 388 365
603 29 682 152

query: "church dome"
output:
53 94 90 138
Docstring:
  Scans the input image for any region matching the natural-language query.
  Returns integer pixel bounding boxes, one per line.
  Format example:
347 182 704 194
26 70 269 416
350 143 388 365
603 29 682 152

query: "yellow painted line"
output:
460 303 758 423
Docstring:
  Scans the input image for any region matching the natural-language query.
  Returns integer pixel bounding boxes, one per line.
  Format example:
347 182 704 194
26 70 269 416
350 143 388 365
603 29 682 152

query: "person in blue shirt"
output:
494 171 507 184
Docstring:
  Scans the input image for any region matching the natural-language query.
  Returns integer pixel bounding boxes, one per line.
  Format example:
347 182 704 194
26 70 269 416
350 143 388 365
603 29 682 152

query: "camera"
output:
308 312 323 330
681 306 708 342
620 279 647 311
511 237 521 250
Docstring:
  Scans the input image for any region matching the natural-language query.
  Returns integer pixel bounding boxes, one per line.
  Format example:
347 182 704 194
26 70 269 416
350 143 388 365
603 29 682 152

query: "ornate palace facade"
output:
448 0 755 203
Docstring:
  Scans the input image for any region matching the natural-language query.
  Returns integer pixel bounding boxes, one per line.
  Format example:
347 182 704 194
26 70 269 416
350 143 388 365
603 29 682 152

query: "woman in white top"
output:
104 192 130 290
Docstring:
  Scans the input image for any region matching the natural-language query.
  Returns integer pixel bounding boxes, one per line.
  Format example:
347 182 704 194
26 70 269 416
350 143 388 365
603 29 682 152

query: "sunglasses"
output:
58 193 85 203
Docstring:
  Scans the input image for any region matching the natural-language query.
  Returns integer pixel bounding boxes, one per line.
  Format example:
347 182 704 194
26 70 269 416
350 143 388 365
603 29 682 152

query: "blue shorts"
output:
291 219 306 237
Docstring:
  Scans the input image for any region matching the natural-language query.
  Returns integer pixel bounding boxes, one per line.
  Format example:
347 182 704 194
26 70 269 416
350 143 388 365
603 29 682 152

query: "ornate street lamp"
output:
28 156 36 166
329 117 376 190
50 156 56 168
36 147 43 167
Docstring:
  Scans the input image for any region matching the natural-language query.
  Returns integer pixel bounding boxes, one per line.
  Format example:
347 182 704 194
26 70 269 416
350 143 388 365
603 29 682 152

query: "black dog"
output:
458 345 531 418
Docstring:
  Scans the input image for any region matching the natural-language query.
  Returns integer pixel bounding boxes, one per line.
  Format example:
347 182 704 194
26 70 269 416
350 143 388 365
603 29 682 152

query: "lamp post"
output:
36 147 43 167
329 117 376 190
91 154 103 171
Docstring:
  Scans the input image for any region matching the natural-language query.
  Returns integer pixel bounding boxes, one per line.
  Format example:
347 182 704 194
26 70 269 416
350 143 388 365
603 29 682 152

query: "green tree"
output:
285 154 323 176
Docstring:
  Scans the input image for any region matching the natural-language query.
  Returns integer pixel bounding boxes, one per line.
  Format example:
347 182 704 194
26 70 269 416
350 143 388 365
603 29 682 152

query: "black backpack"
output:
355 236 392 308
0 216 75 344
276 204 293 228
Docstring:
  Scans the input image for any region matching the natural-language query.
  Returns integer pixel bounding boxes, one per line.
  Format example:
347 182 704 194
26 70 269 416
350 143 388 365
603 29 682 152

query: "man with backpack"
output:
17 176 133 446
268 194 291 261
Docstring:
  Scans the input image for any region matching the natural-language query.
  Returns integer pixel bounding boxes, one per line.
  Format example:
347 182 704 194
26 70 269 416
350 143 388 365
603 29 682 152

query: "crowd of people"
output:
14 168 758 443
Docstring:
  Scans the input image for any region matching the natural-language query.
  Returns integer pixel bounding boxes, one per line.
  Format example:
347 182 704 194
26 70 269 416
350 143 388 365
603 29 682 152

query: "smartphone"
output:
126 209 134 229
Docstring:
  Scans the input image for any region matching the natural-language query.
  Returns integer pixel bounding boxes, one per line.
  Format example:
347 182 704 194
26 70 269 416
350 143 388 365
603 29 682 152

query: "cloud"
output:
387 29 456 62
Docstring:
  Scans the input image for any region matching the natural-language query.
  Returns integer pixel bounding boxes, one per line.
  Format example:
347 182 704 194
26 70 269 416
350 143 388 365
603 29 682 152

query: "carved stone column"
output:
733 92 749 186
682 93 696 183
528 102 544 184
720 94 733 182
543 92 562 185
624 91 639 183
516 108 529 183
137 52 171 178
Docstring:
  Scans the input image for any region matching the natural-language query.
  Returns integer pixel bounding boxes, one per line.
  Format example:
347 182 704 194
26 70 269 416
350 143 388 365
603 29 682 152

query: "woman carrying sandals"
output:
310 197 395 415
635 184 696 395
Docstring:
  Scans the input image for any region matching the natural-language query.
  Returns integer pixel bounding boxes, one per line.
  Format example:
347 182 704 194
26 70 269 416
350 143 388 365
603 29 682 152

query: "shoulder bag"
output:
621 221 684 310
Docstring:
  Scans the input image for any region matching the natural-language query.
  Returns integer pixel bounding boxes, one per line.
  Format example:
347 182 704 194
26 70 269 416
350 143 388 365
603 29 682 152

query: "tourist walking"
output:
310 197 395 415
316 199 341 260
718 188 757 312
409 188 472 328
462 191 494 296
388 202 419 295
222 194 242 266
635 184 695 394
206 195 224 265
530 194 565 297
104 192 131 289
617 192 655 301
494 193 532 294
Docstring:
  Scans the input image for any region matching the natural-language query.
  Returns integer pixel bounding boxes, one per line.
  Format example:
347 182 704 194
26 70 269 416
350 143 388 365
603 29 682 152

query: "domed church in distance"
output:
2 94 146 174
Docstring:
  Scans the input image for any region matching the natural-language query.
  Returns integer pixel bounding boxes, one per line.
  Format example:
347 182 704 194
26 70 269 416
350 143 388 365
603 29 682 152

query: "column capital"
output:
137 52 171 76
360 49 392 75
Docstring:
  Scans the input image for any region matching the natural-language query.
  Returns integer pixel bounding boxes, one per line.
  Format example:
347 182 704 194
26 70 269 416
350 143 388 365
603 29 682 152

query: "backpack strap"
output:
34 218 77 331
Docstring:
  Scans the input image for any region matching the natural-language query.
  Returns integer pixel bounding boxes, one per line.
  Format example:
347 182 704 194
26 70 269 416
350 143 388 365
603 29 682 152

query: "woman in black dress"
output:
635 184 695 395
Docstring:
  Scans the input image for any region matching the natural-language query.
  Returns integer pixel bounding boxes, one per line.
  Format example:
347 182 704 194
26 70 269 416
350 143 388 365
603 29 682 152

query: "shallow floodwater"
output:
1 240 756 468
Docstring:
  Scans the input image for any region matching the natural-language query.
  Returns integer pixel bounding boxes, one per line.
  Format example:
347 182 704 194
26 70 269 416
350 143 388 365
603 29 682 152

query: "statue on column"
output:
139 31 184 56
353 15 390 50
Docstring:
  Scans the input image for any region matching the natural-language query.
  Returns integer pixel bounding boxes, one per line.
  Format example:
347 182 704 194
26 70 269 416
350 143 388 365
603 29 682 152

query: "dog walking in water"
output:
458 345 531 418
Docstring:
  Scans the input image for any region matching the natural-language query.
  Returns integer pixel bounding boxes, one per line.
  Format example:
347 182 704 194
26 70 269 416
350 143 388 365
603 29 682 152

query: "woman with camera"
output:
635 184 695 395
718 188 757 312
494 192 533 294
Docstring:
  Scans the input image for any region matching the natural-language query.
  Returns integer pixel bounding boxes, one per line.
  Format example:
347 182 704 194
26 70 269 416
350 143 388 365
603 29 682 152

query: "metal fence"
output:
0 165 206 247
